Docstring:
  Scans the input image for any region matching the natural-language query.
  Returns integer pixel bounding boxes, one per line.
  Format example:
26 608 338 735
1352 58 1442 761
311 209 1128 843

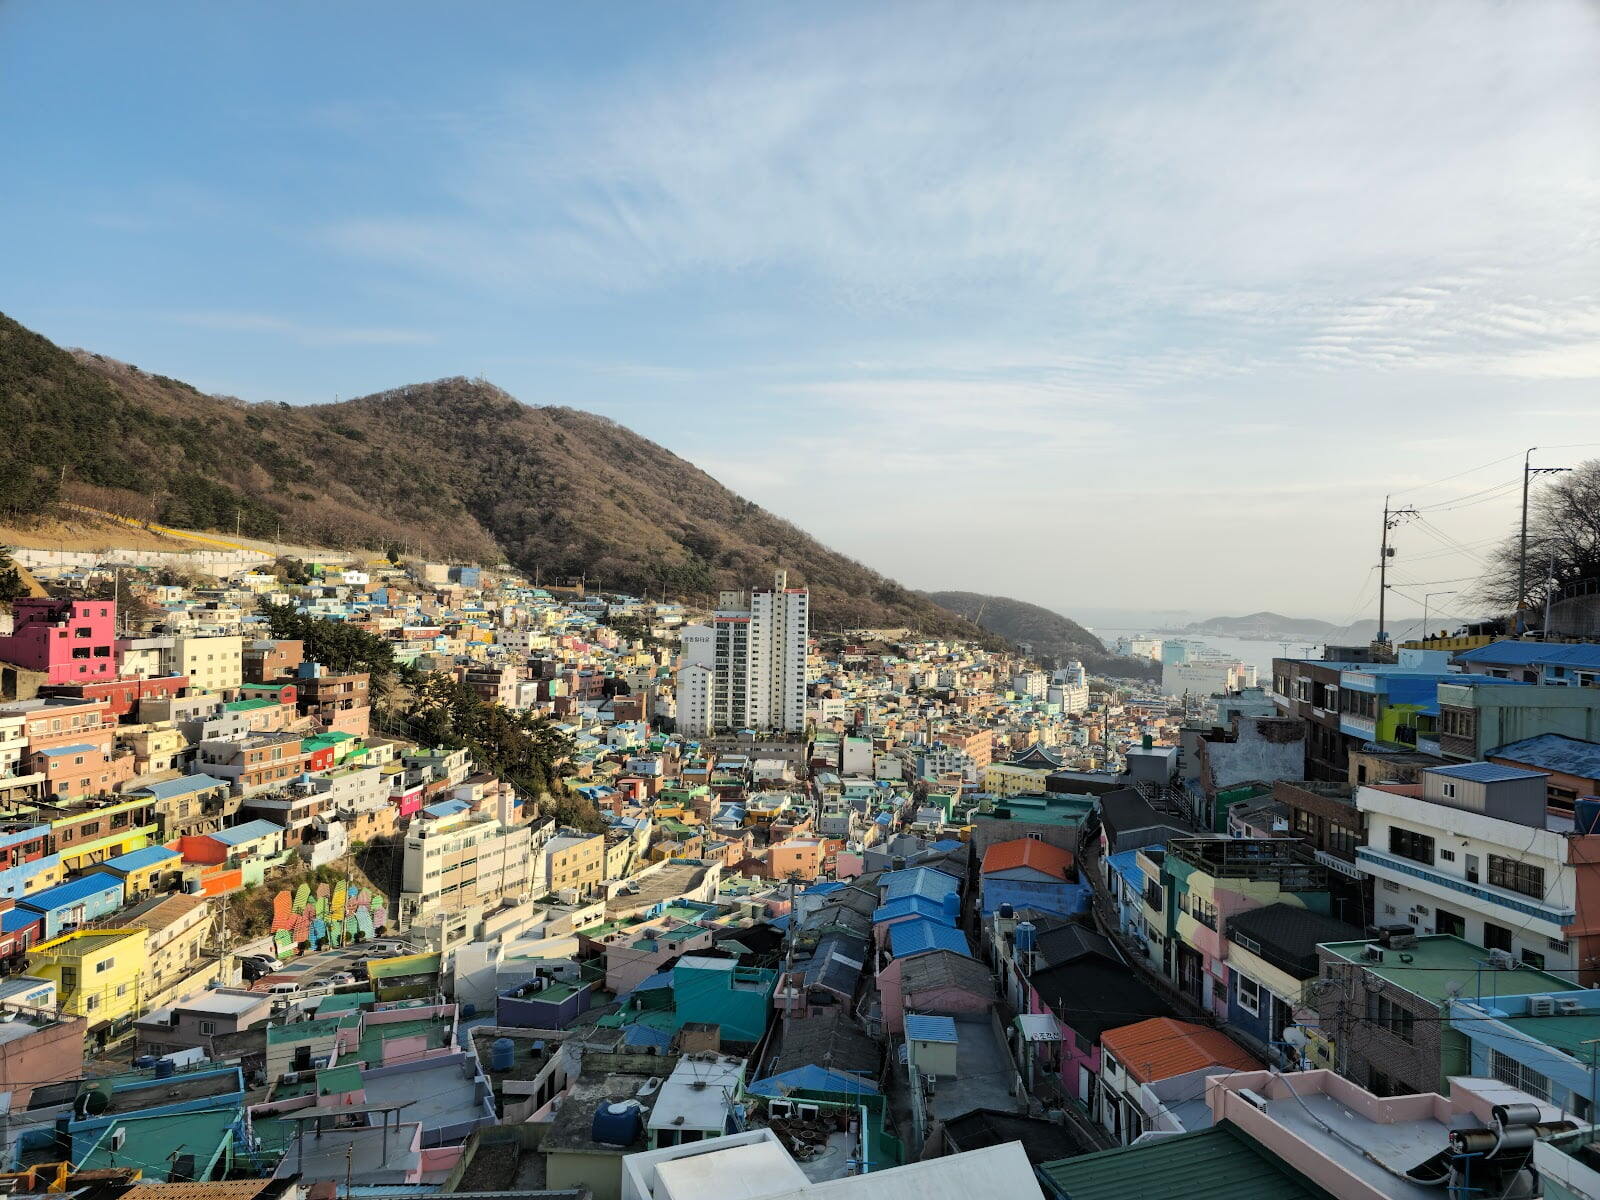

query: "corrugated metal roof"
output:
1098 1017 1261 1083
888 918 971 961
1490 733 1600 778
100 845 181 873
18 872 123 910
1426 761 1548 784
208 818 285 845
1038 1122 1335 1200
904 1014 958 1043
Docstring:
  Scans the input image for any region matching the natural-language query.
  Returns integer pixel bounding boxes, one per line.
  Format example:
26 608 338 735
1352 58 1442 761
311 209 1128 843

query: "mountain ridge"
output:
0 313 988 638
924 590 1161 681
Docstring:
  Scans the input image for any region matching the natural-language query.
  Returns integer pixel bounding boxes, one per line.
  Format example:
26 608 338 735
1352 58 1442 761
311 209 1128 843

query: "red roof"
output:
981 838 1073 878
1099 1017 1262 1083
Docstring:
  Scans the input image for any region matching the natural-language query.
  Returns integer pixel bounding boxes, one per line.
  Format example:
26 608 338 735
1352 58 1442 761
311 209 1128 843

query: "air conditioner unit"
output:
1411 905 1430 916
1556 999 1582 1016
1236 1088 1271 1113
280 1071 301 1085
1362 944 1385 963
1488 949 1515 970
768 1100 794 1118
795 1103 820 1120
110 1128 127 1151
1529 996 1555 1017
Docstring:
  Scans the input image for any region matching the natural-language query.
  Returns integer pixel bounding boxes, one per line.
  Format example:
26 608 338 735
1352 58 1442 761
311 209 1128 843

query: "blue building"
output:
17 873 125 939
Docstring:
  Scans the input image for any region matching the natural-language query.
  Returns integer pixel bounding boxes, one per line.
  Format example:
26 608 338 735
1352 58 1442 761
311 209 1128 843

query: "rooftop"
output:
1038 1121 1332 1200
1424 761 1549 784
1321 934 1573 1002
1098 1017 1261 1083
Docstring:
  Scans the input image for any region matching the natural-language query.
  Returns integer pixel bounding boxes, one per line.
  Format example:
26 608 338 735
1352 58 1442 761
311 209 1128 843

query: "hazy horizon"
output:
5 1 1599 619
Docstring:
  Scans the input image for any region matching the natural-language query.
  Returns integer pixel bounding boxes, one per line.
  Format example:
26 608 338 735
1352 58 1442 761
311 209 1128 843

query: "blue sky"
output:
4 1 1599 624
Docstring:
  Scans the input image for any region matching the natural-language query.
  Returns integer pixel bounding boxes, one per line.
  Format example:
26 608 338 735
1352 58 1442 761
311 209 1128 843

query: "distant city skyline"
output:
4 1 1598 619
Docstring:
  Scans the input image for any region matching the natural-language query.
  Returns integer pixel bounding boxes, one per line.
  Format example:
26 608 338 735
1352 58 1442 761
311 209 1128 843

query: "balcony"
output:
1355 846 1573 929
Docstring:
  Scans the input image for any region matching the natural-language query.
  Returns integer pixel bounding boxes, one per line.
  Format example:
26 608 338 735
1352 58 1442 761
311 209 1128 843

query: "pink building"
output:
0 600 118 684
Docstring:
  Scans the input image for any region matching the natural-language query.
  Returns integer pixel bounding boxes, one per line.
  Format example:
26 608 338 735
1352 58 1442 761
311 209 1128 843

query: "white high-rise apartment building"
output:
675 570 807 735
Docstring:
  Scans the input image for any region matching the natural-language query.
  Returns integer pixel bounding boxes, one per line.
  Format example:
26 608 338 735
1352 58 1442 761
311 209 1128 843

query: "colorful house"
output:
980 838 1089 917
96 844 182 903
27 927 148 1040
16 873 126 940
0 599 118 684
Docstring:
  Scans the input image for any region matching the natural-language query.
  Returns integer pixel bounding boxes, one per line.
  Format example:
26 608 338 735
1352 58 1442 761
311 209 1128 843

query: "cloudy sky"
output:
4 1 1599 625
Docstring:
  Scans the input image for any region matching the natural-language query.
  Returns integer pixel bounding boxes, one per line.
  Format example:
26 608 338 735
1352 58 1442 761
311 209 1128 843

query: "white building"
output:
702 571 808 734
1047 683 1089 714
1011 670 1049 699
400 807 536 924
1356 762 1578 973
621 1130 1041 1200
1161 657 1254 698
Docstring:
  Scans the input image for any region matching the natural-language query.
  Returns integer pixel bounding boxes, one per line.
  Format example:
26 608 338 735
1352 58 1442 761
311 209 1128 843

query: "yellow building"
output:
167 635 244 696
29 928 149 1039
544 833 606 896
124 725 186 776
982 763 1053 797
604 834 636 880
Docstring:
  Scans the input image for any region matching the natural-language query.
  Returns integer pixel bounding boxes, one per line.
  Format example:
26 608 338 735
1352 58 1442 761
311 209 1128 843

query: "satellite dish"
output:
1281 1026 1309 1049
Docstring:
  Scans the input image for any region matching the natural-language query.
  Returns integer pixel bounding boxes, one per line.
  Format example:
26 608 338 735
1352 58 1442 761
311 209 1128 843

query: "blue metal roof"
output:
1456 640 1600 669
888 918 971 960
421 798 471 819
904 1014 959 1043
621 1023 675 1051
881 865 961 903
208 818 285 846
37 743 97 758
1427 762 1548 784
1 908 41 932
872 895 953 926
19 872 123 911
100 845 181 874
134 774 231 800
1490 733 1600 778
747 1066 880 1097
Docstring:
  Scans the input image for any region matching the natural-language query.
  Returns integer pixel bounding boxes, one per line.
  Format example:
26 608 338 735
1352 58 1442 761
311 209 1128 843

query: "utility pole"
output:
1378 496 1417 646
1518 448 1571 636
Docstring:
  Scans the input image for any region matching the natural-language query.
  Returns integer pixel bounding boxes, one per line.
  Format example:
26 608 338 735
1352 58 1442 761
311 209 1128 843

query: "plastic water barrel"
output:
490 1037 516 1072
1577 797 1600 836
154 1059 176 1079
998 902 1015 920
1015 921 1037 954
943 891 961 922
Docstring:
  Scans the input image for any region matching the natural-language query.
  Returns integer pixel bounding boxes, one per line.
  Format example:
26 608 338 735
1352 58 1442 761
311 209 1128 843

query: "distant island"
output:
1179 612 1386 643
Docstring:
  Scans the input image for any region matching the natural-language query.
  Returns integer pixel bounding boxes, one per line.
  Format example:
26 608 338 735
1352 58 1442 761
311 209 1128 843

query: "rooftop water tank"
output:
942 892 961 922
591 1099 643 1147
1015 921 1037 954
998 903 1015 920
490 1037 516 1073
154 1058 176 1079
1577 797 1600 836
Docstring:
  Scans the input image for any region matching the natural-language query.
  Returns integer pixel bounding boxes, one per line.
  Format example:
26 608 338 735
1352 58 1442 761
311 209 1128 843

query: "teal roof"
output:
1039 1122 1335 1200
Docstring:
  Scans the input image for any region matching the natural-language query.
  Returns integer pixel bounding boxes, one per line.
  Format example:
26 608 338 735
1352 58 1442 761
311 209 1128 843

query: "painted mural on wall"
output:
269 880 383 958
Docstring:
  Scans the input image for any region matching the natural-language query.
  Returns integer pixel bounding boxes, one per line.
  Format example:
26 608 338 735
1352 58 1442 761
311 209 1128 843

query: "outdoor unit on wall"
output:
769 1100 794 1118
1488 949 1515 970
1362 944 1385 963
1556 999 1582 1016
110 1128 127 1151
1529 996 1555 1017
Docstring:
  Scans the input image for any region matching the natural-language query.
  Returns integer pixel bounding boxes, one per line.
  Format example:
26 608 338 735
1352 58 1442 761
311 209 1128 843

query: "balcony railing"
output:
1355 846 1574 925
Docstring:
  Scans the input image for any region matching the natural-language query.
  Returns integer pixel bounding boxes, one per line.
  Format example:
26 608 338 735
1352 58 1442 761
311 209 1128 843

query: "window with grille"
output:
1491 1049 1551 1100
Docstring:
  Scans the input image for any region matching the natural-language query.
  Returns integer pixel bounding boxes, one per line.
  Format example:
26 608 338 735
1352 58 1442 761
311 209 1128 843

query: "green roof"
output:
1038 1122 1335 1200
224 698 277 712
80 1107 238 1180
1321 935 1573 1003
1500 1010 1600 1059
317 1063 364 1095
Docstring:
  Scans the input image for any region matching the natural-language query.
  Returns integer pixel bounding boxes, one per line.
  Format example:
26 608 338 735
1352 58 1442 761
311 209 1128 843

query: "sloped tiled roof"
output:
982 839 1073 878
1099 1017 1262 1083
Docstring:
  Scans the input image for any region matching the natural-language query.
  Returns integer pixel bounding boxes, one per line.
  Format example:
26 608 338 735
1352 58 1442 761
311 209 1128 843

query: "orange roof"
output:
981 838 1073 878
1099 1017 1262 1083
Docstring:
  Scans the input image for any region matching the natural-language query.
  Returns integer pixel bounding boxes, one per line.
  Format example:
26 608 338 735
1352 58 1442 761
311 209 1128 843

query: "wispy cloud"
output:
163 311 436 347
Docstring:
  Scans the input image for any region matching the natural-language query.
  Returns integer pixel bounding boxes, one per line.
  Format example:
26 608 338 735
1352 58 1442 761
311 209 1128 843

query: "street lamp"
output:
1422 591 1457 641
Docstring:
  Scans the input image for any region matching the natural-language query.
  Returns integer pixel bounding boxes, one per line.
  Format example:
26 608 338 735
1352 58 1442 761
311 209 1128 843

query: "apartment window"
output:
1520 948 1547 970
1389 827 1435 866
1439 849 1456 862
1483 922 1514 953
1488 855 1544 899
1237 975 1261 1016
200 1021 216 1035
1465 854 1480 884
1434 908 1465 938
86 994 99 1011
1366 992 1416 1042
